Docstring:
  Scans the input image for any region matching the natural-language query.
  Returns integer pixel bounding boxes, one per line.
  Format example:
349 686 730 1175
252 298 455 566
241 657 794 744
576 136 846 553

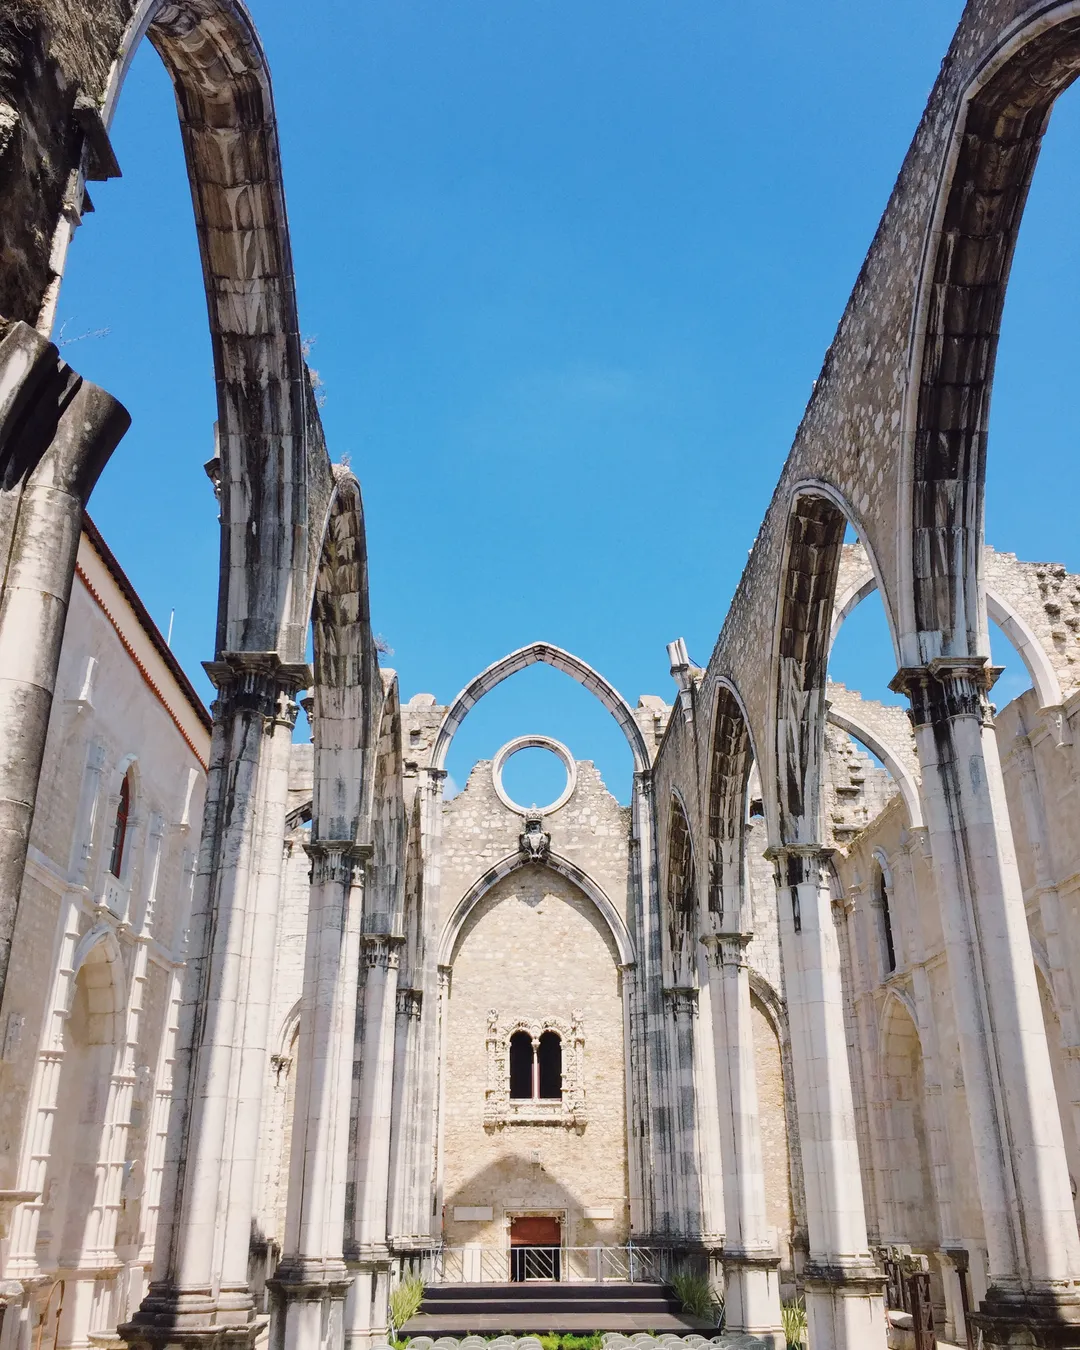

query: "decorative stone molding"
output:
701 932 751 972
766 844 835 932
204 653 310 730
484 1009 586 1131
396 988 422 1019
304 839 371 888
361 933 404 970
492 734 577 816
663 986 699 1018
890 657 1001 730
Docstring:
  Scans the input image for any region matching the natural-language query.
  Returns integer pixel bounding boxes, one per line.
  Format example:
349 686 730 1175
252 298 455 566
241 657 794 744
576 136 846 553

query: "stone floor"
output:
385 1336 769 1350
398 1319 720 1336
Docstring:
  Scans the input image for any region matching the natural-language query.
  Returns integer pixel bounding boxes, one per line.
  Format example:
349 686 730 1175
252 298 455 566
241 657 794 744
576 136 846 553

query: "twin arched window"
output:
108 770 133 879
509 1030 562 1100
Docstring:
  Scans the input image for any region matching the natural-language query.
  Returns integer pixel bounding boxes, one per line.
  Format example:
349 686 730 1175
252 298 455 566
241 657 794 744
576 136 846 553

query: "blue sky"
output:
57 1 1080 805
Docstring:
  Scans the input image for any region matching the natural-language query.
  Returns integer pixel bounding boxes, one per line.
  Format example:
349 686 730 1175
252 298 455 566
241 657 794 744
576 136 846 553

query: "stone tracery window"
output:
486 1010 584 1130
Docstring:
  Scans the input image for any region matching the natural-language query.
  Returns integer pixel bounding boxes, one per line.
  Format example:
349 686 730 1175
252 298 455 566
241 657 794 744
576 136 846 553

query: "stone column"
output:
272 841 368 1350
345 933 403 1350
388 765 444 1249
893 659 1080 1346
386 986 425 1245
0 321 130 1011
770 845 887 1350
431 963 453 1233
121 656 305 1350
703 934 784 1348
630 770 674 1237
1009 729 1080 1173
836 886 888 1244
662 986 701 1240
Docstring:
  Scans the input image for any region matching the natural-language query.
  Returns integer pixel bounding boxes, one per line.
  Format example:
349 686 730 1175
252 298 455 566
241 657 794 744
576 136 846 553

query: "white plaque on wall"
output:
583 1206 616 1220
453 1206 494 1221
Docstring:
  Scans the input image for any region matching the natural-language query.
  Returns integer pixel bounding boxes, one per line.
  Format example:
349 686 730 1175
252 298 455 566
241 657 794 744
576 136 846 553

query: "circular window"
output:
491 735 577 816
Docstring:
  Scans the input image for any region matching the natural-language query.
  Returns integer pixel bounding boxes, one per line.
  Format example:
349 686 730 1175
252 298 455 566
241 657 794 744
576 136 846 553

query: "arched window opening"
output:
509 1031 533 1099
666 794 696 977
875 862 896 975
109 772 132 878
537 1031 562 1099
508 1029 563 1101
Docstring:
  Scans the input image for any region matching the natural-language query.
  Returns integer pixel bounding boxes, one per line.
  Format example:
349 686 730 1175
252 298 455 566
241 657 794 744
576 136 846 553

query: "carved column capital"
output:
361 933 404 970
889 656 1001 729
701 931 752 971
764 844 834 933
396 988 422 1019
663 985 699 1018
304 840 372 887
205 652 311 730
764 843 834 884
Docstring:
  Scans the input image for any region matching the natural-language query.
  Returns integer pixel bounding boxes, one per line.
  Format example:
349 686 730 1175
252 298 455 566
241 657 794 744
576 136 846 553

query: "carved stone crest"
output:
519 811 550 863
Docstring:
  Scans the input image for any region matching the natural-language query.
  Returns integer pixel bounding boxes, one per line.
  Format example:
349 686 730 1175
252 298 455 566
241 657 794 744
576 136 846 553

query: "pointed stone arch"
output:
96 0 324 658
900 6 1080 664
665 790 697 984
429 642 650 776
832 544 1064 712
439 851 635 970
705 679 757 930
309 467 378 844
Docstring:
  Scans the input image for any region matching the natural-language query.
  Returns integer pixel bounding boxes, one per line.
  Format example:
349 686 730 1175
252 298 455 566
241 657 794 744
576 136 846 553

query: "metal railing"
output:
401 1244 702 1284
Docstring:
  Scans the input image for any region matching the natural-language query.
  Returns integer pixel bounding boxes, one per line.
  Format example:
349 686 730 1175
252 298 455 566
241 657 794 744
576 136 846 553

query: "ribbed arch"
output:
309 469 378 843
705 681 755 930
430 642 649 776
665 791 697 982
772 489 850 845
902 7 1080 663
90 0 320 658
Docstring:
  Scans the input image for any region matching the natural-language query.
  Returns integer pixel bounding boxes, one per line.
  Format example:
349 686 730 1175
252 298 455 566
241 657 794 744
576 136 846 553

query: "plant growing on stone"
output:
670 1271 722 1324
780 1297 807 1348
389 1276 425 1332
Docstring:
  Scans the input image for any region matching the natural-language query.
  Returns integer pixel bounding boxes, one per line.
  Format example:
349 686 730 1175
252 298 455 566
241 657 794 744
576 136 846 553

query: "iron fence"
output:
399 1244 704 1285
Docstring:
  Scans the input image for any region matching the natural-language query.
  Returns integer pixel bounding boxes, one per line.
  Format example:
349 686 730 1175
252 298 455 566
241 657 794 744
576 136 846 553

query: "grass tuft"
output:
388 1276 425 1333
669 1271 722 1325
780 1296 807 1348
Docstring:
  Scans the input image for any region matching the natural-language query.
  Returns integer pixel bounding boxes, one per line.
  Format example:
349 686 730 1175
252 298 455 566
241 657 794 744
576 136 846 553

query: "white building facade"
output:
0 519 209 1350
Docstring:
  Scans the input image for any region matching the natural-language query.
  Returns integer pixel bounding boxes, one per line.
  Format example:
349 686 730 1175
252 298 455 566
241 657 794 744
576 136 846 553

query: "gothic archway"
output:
429 642 650 777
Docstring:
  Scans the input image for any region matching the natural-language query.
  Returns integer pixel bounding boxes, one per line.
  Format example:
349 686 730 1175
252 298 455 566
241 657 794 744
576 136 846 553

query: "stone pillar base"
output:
970 1287 1080 1348
269 1262 351 1350
721 1248 784 1349
343 1258 392 1350
803 1261 887 1350
118 1285 265 1350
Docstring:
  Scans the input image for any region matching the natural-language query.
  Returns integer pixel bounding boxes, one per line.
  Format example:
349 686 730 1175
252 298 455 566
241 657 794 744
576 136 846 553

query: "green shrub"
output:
670 1271 721 1324
781 1296 807 1349
389 1276 425 1331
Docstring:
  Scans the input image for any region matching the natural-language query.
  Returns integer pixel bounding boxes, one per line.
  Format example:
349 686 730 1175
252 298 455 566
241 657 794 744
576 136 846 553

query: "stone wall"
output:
441 866 630 1251
437 751 633 1252
0 527 208 1350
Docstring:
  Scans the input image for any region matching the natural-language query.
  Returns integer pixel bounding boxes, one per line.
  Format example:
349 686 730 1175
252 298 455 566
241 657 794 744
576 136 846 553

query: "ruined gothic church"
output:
2 4 1080 1350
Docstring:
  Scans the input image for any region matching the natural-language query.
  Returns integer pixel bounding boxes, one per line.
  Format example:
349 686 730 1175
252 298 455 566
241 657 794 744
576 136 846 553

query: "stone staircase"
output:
401 1282 718 1335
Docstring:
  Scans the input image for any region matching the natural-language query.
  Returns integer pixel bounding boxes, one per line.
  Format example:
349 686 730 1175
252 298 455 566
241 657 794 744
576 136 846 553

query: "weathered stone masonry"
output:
4 4 1080 1350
